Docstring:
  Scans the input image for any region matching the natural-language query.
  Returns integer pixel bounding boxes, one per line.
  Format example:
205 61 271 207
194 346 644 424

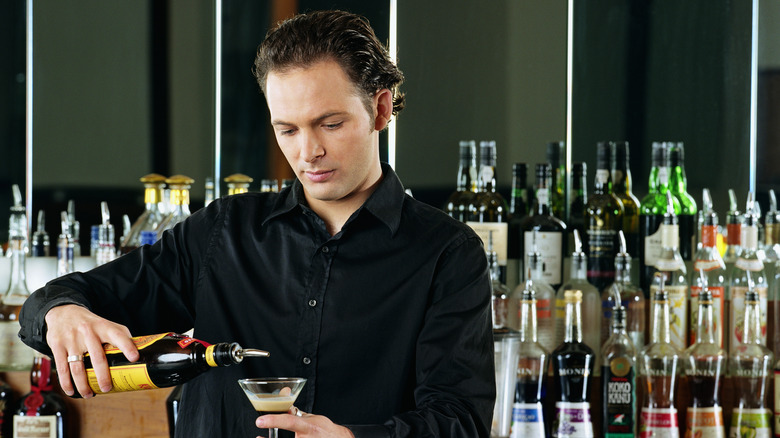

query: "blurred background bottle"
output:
601 288 637 438
667 143 697 261
610 141 640 258
444 140 477 222
602 231 646 352
507 162 529 290
224 173 253 196
31 210 50 257
723 189 742 269
156 175 194 239
546 141 566 221
568 162 587 255
120 173 166 254
12 354 66 437
510 236 556 355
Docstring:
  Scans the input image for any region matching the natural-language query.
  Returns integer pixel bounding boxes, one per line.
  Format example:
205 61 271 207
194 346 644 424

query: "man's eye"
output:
279 128 296 136
324 122 343 130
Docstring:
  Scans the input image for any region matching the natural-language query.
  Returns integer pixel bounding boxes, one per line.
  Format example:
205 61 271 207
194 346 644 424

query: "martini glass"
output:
238 377 307 438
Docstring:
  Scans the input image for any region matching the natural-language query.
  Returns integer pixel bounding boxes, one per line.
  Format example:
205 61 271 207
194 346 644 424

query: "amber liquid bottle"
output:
611 141 640 258
12 354 66 438
68 333 268 396
445 140 477 222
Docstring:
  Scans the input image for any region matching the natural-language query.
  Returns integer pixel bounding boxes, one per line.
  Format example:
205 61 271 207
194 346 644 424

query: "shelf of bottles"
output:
446 139 780 437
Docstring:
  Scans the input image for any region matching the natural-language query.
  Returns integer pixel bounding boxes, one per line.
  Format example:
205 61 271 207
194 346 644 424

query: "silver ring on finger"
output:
67 354 84 363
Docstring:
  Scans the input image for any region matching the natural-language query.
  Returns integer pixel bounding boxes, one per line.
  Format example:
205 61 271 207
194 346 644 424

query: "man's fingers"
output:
51 345 74 396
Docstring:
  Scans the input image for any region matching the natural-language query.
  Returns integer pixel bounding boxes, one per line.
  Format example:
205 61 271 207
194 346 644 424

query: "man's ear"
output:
373 89 393 131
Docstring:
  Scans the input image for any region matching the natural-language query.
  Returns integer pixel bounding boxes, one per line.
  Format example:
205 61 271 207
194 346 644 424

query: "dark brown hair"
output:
253 10 405 117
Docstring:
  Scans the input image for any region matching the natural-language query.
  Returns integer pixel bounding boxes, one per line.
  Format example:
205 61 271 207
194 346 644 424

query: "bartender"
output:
19 9 495 438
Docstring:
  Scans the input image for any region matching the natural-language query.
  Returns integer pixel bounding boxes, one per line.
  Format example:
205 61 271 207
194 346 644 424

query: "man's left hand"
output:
256 409 355 437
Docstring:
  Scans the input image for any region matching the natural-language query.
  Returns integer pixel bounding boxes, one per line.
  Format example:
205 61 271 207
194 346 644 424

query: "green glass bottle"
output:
668 142 697 261
547 141 566 221
611 141 640 258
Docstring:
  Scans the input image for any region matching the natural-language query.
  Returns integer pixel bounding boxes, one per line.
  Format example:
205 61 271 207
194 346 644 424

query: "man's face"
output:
265 59 385 210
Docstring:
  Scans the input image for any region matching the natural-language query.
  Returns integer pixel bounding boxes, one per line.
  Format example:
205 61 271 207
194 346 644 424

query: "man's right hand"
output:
44 304 140 398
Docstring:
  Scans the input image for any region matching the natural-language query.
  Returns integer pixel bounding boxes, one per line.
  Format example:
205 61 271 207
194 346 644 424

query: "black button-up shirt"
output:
20 165 495 437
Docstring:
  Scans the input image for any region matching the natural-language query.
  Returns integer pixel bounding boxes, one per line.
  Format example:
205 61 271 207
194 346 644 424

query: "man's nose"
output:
301 131 325 162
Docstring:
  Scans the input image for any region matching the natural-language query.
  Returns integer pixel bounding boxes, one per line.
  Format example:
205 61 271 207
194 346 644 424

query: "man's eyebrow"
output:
271 112 349 126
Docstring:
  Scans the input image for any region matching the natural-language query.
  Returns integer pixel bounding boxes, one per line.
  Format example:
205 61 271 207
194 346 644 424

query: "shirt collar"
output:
262 163 405 235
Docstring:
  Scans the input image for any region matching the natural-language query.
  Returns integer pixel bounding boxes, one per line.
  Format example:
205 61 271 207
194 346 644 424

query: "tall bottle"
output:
507 162 529 290
12 354 66 438
510 235 556 355
568 163 587 254
732 288 772 438
763 190 780 264
690 189 726 348
551 290 595 438
0 185 35 371
510 284 548 438
584 142 624 291
488 233 509 331
66 200 81 257
520 163 567 290
639 273 682 438
602 231 646 352
156 175 195 239
56 212 74 278
649 192 688 351
723 189 742 268
95 202 117 267
683 288 726 438
120 173 166 253
729 193 769 353
68 333 268 396
601 286 637 438
639 142 681 292
224 173 254 195
610 141 640 258
445 140 477 222
547 141 566 221
667 143 697 260
30 210 50 257
555 230 600 373
467 141 509 281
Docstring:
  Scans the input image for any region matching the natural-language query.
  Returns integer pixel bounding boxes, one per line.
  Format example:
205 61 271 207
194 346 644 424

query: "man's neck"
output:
306 171 384 236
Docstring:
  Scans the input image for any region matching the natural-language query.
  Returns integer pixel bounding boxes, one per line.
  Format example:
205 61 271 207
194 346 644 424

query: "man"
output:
20 10 494 437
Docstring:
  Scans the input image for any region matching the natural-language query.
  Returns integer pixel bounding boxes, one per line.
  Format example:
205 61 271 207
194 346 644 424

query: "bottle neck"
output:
570 253 587 280
144 185 164 206
741 225 759 252
169 188 191 207
615 256 631 283
30 354 53 391
612 160 632 195
742 299 763 345
519 297 538 343
669 160 688 194
534 187 551 215
594 167 611 195
695 300 717 345
651 298 672 344
563 297 583 343
457 156 475 192
510 174 527 215
661 223 680 252
479 164 497 193
529 256 544 282
6 238 30 299
700 224 718 249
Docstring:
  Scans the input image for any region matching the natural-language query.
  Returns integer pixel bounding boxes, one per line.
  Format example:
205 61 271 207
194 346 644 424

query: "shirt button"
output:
303 357 311 365
321 246 329 253
308 299 317 307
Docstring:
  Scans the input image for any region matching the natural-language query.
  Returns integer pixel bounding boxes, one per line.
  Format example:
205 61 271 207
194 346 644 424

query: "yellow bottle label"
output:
100 332 170 355
87 363 159 393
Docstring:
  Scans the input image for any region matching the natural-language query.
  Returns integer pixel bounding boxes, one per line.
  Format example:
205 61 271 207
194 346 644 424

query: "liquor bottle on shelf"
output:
156 175 195 239
683 288 726 437
0 377 12 437
12 354 66 438
764 189 780 262
95 202 117 267
509 233 556 355
732 287 772 438
260 179 279 193
601 286 637 438
0 185 35 371
649 192 688 351
690 189 726 348
444 140 477 222
488 233 509 331
224 173 254 195
56 212 74 278
611 141 640 258
551 290 595 438
120 173 166 254
639 142 681 292
667 142 697 260
728 192 769 353
555 230 600 373
66 200 81 257
166 384 183 438
723 189 742 268
547 141 566 221
519 163 567 290
639 273 682 438
31 210 50 257
507 162 529 290
601 231 646 352
510 283 548 438
585 142 624 291
467 141 509 281
66 332 268 396
568 162 587 254
204 177 215 207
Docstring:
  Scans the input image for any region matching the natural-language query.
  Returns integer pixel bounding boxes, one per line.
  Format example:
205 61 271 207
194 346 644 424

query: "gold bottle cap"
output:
224 173 254 184
166 175 195 187
140 173 167 184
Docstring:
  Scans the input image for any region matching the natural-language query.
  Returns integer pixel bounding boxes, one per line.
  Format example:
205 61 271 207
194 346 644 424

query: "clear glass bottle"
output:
555 230 600 374
12 353 66 436
56 211 74 277
488 232 509 331
67 199 81 257
667 142 697 261
732 288 773 438
224 173 254 195
260 179 279 193
602 231 646 352
519 163 567 290
639 274 682 437
95 202 117 267
728 192 768 353
551 290 595 438
0 185 35 371
547 141 566 221
763 189 780 263
31 209 50 257
585 142 624 291
120 173 166 254
683 289 726 437
723 189 742 268
568 162 587 255
204 177 215 207
156 175 195 239
444 140 477 222
690 189 726 348
601 286 637 438
510 284 548 438
507 162 529 290
611 141 640 258
649 192 688 351
467 141 509 282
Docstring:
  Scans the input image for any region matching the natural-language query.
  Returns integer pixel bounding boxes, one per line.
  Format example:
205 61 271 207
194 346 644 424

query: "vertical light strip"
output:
388 0 397 169
565 0 574 222
214 0 223 198
25 0 34 232
748 0 759 192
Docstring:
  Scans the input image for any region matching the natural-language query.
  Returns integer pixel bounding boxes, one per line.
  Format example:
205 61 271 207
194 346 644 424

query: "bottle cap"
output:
140 173 167 184
224 173 254 184
165 175 195 187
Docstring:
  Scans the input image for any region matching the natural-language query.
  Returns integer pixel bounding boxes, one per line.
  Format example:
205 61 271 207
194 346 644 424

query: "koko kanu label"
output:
510 402 545 438
602 358 635 438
